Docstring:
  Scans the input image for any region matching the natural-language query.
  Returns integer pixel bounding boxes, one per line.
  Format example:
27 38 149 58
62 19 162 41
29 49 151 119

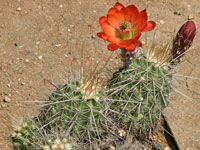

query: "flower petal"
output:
97 32 109 41
133 40 142 47
99 16 107 25
125 44 136 51
143 21 156 32
101 22 116 36
107 15 120 29
138 9 148 31
114 2 124 11
113 11 125 24
108 8 118 16
108 43 119 51
108 36 120 43
124 5 139 22
123 39 142 51
130 14 143 28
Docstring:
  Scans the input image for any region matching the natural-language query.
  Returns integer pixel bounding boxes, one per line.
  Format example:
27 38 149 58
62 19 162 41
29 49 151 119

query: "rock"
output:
160 20 165 24
108 146 115 150
164 147 171 150
16 7 22 11
4 96 11 103
38 56 43 60
174 11 181 16
188 14 194 20
25 59 29 63
55 44 61 47
91 34 96 39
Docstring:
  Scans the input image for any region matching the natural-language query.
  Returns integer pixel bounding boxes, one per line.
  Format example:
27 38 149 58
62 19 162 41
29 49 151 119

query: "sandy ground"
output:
0 0 200 149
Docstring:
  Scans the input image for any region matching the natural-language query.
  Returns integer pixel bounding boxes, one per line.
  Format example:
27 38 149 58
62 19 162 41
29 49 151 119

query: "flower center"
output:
118 22 136 40
121 22 128 30
120 22 131 33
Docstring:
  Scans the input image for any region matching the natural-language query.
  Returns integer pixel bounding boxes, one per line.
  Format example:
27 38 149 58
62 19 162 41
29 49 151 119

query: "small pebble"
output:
16 7 22 11
91 34 96 39
25 59 29 63
93 10 96 13
164 147 171 150
109 146 115 150
174 11 181 16
67 28 71 32
0 25 5 28
4 96 11 103
55 44 61 47
38 56 43 60
21 82 25 85
7 83 11 87
188 14 194 20
160 20 165 24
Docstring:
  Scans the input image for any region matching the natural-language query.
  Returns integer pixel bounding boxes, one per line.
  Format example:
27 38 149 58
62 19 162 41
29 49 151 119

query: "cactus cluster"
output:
11 59 172 148
41 81 107 138
11 119 41 149
11 18 196 149
11 79 107 149
11 119 75 150
107 56 172 132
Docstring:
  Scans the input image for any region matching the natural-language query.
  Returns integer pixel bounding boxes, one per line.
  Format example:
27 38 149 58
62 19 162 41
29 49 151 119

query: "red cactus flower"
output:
172 21 196 61
97 2 156 51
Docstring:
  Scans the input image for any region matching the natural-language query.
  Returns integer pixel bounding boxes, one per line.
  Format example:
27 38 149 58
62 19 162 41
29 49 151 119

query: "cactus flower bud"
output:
171 21 196 62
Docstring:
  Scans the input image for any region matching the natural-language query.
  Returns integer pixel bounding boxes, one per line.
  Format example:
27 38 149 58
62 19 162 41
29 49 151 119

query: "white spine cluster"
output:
43 138 73 150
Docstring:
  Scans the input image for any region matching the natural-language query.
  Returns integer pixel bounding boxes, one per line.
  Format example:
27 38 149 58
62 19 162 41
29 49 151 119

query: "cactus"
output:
107 56 172 133
11 119 41 150
11 119 75 150
39 77 107 140
42 138 74 150
11 73 107 149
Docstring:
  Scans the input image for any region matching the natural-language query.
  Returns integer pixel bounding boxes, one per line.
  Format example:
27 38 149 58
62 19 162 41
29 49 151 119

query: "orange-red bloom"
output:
97 2 156 51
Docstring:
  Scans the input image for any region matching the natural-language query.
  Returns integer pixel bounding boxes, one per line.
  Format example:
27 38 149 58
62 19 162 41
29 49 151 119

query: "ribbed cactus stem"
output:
11 78 107 149
107 57 172 133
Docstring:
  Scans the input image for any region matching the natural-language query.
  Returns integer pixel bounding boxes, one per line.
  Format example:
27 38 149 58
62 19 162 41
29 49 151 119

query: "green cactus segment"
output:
11 81 106 149
12 119 75 150
43 138 74 150
108 57 172 132
41 81 106 138
11 119 43 150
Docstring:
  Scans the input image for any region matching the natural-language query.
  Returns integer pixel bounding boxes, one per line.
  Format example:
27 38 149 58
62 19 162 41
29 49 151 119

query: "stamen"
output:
121 22 128 29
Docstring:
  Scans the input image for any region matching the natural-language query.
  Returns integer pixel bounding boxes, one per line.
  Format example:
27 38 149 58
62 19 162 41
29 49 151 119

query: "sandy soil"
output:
0 0 200 149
